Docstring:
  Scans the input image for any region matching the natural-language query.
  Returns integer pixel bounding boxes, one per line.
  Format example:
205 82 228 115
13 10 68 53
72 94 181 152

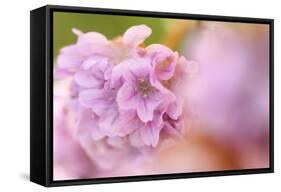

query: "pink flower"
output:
54 24 195 175
129 111 164 147
116 57 176 122
55 25 190 147
74 57 112 89
54 29 109 79
146 44 178 81
72 25 152 136
55 25 151 79
78 87 121 137
113 109 164 147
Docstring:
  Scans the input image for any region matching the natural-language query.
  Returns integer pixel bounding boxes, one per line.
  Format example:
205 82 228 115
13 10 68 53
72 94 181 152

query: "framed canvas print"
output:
30 5 274 187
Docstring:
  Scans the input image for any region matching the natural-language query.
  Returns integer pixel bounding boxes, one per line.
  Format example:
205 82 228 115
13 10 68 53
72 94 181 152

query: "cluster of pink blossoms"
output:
55 25 193 149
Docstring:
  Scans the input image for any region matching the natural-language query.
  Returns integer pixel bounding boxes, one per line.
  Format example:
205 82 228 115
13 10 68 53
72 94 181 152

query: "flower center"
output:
138 79 153 97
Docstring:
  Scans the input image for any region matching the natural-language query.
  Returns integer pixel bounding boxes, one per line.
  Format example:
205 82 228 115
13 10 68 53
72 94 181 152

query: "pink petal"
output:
76 108 105 140
152 80 176 106
79 89 113 115
137 98 155 122
123 25 152 48
111 57 151 87
81 56 109 70
75 58 111 88
117 111 139 136
113 58 139 82
146 44 178 80
75 30 110 56
136 86 171 123
141 112 163 147
56 45 83 69
98 107 121 137
139 123 161 147
116 83 138 110
127 57 152 79
110 61 128 88
54 68 72 79
74 70 104 88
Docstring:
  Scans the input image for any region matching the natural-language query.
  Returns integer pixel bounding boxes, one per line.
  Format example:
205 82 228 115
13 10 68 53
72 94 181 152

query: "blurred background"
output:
53 12 270 180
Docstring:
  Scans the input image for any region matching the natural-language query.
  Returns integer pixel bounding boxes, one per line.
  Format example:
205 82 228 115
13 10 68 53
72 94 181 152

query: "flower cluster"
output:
55 25 193 148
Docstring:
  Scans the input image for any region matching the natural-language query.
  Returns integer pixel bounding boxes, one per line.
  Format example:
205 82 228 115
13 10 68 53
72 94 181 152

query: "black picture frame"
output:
30 4 274 187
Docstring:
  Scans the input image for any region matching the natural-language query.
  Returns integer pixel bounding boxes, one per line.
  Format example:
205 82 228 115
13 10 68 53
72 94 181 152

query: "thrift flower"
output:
116 57 176 122
54 24 196 174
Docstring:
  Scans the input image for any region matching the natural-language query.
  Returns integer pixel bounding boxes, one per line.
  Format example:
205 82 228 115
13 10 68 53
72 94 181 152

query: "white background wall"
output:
0 0 279 191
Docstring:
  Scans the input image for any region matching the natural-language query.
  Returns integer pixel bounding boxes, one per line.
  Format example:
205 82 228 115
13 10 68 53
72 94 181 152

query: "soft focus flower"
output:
116 57 176 122
186 22 269 149
53 81 96 180
54 24 195 178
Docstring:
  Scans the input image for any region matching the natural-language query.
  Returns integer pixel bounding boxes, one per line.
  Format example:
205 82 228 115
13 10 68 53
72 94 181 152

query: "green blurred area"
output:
53 12 176 60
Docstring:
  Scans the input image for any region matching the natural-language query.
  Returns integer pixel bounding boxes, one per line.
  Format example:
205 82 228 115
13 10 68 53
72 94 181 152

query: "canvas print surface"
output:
53 11 270 181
